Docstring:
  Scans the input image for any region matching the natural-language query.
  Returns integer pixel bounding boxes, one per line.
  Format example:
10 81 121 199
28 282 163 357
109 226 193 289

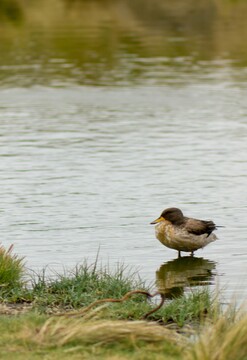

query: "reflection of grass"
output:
0 0 23 23
1 0 247 86
1 0 247 57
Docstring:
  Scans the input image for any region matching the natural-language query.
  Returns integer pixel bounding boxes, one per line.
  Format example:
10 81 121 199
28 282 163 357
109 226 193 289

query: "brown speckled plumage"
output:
151 207 218 256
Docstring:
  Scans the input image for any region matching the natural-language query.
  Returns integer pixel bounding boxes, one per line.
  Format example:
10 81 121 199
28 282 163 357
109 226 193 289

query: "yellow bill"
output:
150 216 164 225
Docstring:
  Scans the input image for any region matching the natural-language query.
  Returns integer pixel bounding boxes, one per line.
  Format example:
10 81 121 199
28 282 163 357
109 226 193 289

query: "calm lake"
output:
0 0 247 303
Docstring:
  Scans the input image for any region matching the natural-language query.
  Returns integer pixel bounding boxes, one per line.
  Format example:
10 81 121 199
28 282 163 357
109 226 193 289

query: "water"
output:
0 1 247 303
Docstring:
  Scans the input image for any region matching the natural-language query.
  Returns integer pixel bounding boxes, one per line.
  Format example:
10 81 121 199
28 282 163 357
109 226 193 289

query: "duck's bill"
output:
150 216 164 225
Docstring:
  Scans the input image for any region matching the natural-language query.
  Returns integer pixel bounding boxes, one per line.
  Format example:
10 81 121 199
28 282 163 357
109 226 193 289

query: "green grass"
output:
0 244 24 291
0 257 215 327
97 288 215 328
154 289 216 326
30 263 144 308
0 244 246 359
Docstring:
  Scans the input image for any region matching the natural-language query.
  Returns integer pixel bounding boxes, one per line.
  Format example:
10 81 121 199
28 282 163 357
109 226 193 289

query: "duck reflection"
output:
156 257 216 299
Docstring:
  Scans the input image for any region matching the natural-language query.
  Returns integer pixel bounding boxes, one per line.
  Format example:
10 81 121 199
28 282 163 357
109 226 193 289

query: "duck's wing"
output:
183 217 216 237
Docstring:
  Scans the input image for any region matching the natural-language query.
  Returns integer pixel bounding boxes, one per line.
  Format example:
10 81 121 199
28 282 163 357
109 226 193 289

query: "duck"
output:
151 207 218 257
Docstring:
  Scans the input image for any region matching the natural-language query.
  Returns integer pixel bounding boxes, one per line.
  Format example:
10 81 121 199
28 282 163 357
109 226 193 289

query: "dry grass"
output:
0 316 184 359
186 307 247 360
15 306 246 359
24 317 185 348
0 292 245 359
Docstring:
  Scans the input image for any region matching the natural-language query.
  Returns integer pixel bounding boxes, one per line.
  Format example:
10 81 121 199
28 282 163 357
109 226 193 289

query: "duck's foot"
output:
190 251 194 257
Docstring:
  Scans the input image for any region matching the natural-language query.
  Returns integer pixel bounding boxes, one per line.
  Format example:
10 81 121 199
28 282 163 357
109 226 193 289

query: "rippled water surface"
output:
0 1 247 302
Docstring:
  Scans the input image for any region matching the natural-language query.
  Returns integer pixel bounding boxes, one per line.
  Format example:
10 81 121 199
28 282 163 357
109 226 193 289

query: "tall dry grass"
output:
186 307 247 360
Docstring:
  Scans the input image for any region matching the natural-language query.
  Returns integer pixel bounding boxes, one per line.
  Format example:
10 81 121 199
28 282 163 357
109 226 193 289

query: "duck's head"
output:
151 207 184 225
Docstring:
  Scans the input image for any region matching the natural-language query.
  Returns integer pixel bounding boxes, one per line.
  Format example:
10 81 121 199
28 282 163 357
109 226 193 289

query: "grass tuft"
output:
28 262 146 311
186 307 247 360
0 244 24 292
154 288 217 327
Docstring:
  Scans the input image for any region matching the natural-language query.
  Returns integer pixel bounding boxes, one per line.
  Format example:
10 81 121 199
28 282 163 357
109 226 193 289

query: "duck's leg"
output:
178 251 181 258
190 251 194 257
